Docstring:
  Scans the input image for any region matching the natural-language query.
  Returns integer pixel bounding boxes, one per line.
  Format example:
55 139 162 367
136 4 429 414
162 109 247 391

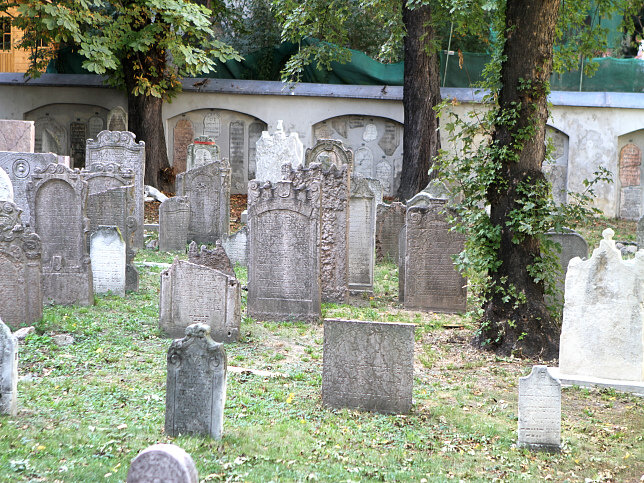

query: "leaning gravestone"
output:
186 136 221 172
544 229 588 306
90 226 126 297
188 240 235 278
247 179 321 322
322 319 415 414
159 259 241 342
165 323 227 439
376 202 406 262
0 201 42 328
517 365 561 452
0 120 35 153
159 196 191 252
348 177 376 294
255 120 304 183
127 444 198 483
86 131 145 248
0 317 18 416
0 166 13 202
176 160 231 245
27 164 93 306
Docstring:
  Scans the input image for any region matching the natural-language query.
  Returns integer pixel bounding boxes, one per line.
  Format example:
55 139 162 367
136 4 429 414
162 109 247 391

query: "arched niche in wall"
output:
168 109 267 195
25 104 110 168
544 126 570 205
312 115 403 197
617 129 644 220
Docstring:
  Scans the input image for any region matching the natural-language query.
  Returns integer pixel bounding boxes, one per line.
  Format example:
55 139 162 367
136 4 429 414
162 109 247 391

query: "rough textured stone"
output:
159 197 191 252
221 227 248 267
544 229 588 306
34 115 66 155
186 136 221 171
637 214 644 249
173 119 195 175
188 240 234 277
90 226 126 296
127 444 198 483
247 179 321 322
0 166 13 202
165 323 227 439
304 139 353 169
518 365 561 452
0 318 18 416
255 120 304 183
376 202 406 262
106 106 127 132
348 177 376 294
0 120 35 153
322 319 414 414
559 228 644 382
160 259 241 342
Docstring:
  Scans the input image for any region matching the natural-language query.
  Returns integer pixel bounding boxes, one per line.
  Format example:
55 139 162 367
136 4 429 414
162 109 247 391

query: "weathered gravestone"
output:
0 318 18 416
0 167 13 202
0 201 42 328
186 136 221 172
322 319 415 414
255 120 304 183
176 160 231 245
188 240 235 277
0 151 59 223
305 139 353 170
173 119 195 175
165 323 227 439
348 177 376 294
86 131 145 248
400 202 467 313
247 179 321 322
107 106 128 132
90 226 126 296
27 164 93 306
221 226 248 267
619 143 642 220
127 444 198 483
160 259 241 342
159 196 191 252
0 120 35 153
376 202 406 262
517 365 561 452
638 214 644 249
544 229 588 306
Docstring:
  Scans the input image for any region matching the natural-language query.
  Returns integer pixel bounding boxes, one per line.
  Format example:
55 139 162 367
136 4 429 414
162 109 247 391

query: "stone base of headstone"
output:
127 444 198 483
548 367 644 397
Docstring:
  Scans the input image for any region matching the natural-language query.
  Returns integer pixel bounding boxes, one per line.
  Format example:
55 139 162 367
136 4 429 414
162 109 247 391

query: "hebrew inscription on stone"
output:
518 366 561 451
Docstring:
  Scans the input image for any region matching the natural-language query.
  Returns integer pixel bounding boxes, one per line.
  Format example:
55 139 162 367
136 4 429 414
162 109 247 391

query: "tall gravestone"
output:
27 164 93 306
0 120 35 153
400 202 467 313
127 444 198 483
0 167 13 202
348 177 376 294
0 318 18 416
86 131 145 248
165 323 227 439
159 196 191 252
619 143 642 220
90 226 126 297
176 160 231 245
255 120 304 183
160 259 241 342
517 366 561 452
544 229 588 307
0 201 42 328
322 319 415 414
376 202 406 262
186 136 221 172
247 179 321 322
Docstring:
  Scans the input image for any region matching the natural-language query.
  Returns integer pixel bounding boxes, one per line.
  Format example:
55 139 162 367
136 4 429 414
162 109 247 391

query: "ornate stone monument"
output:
127 444 198 483
90 226 126 297
517 366 561 452
159 196 191 252
0 317 18 416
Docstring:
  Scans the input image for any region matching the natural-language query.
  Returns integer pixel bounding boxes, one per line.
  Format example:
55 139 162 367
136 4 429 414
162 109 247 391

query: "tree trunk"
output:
475 0 561 359
397 1 442 202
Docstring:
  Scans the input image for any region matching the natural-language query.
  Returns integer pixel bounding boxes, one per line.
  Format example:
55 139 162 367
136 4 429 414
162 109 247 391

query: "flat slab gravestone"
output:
322 319 415 414
165 323 227 439
255 120 304 183
348 177 376 293
376 202 406 262
126 444 198 483
0 317 18 416
0 120 35 153
517 365 561 452
160 259 241 342
159 196 191 252
90 226 126 296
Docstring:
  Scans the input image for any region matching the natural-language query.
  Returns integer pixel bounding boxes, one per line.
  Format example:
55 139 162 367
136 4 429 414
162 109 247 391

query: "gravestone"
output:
348 177 376 294
221 226 248 267
229 121 245 190
517 365 561 452
159 196 191 252
35 116 66 155
544 229 588 306
106 106 127 132
27 163 93 306
0 120 34 152
376 202 406 262
88 115 104 140
365 177 384 205
322 319 415 414
255 120 304 183
0 151 59 223
165 323 227 439
639 215 644 249
619 143 642 220
186 136 221 172
400 202 467 313
247 122 264 180
86 131 145 248
173 119 195 175
304 139 353 170
247 179 321 322
127 444 198 483
0 167 13 202
0 318 18 416
176 160 231 245
188 240 234 277
0 201 42 328
69 121 87 168
160 259 241 342
90 226 126 296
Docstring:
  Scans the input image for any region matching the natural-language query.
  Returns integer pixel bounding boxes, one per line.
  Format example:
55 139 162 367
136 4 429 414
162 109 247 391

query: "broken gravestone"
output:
255 120 304 183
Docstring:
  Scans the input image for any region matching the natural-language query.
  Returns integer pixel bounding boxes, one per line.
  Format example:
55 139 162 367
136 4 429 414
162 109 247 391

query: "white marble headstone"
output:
90 226 126 296
255 120 304 183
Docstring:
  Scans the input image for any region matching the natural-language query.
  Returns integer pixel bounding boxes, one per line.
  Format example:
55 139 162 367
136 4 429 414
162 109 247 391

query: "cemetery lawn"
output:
0 229 642 482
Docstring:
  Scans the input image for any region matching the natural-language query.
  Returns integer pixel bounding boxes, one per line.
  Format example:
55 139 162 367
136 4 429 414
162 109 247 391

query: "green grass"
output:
0 224 642 481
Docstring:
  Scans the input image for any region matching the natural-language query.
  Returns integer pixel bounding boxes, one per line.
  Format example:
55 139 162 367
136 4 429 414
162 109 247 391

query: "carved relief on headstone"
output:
127 444 198 483
159 196 191 252
106 106 127 132
517 366 561 452
255 120 304 183
221 226 248 267
186 136 221 172
304 139 353 170
376 202 406 262
322 319 415 414
0 167 13 202
247 122 264 181
0 318 18 416
188 240 234 277
229 121 245 192
90 226 126 297
173 119 195 175
26 164 93 306
35 116 67 155
0 120 35 153
69 121 87 169
203 112 222 139
165 323 227 439
363 124 378 142
376 161 393 194
0 201 42 328
160 259 241 342
348 177 376 293
247 179 321 322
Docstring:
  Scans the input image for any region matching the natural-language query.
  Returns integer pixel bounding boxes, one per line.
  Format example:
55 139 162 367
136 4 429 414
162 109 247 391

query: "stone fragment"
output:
52 334 74 347
90 226 126 296
0 120 35 152
348 177 376 294
159 196 190 252
13 326 34 342
255 120 304 183
127 444 198 483
0 318 18 416
188 240 234 277
376 202 406 262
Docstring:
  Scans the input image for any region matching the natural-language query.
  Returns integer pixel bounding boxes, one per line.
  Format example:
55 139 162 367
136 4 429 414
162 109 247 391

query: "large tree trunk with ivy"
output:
475 0 561 359
397 2 441 202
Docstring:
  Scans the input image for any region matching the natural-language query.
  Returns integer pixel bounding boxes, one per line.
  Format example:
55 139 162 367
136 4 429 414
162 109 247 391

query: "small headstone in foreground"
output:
90 226 126 296
127 443 198 483
517 365 561 452
0 317 18 416
158 196 190 252
165 323 227 439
